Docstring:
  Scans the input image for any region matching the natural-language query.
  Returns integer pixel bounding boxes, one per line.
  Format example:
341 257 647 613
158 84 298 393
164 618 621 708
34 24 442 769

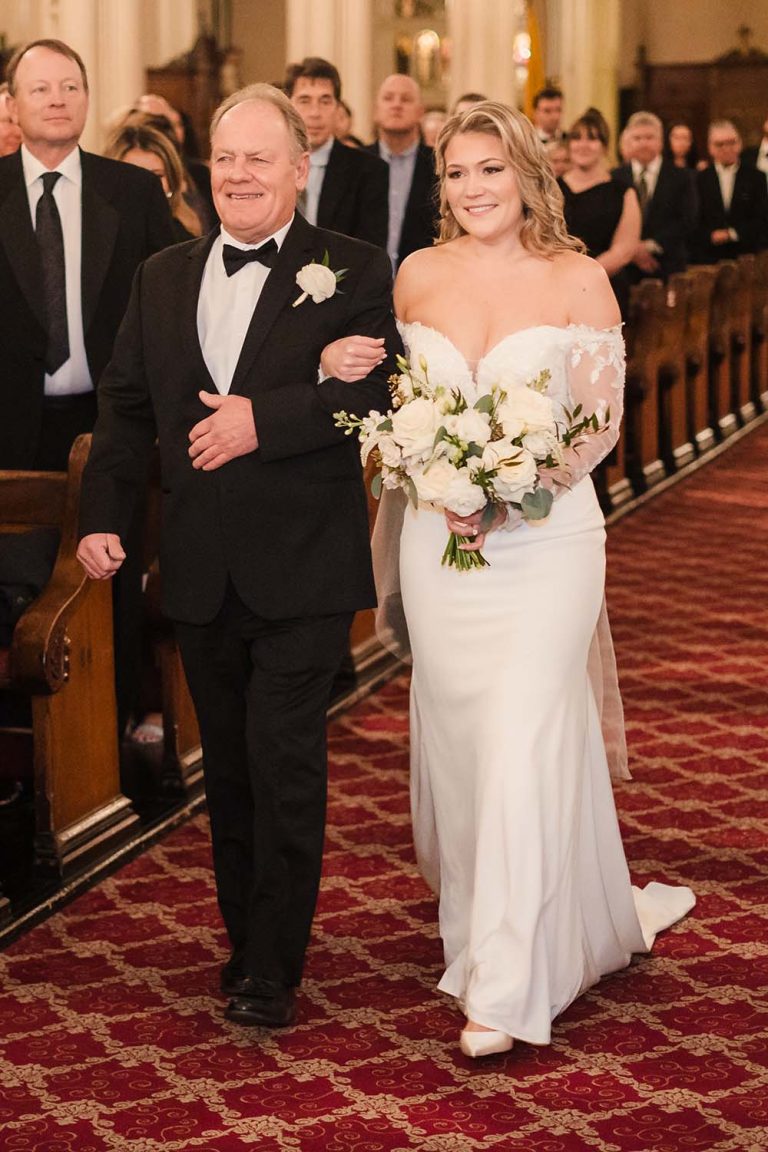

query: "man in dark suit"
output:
613 111 698 281
77 84 399 1028
694 119 768 264
0 39 174 471
285 57 388 249
367 73 439 272
741 115 768 183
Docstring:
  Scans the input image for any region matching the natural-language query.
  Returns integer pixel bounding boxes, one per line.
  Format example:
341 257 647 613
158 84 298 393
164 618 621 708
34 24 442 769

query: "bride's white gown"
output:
396 322 695 1044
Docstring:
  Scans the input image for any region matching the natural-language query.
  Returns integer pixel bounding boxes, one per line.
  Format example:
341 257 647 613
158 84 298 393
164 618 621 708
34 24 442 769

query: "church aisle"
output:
0 424 767 1151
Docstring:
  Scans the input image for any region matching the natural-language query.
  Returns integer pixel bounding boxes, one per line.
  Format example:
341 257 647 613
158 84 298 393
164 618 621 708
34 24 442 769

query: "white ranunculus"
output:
294 261 337 304
497 387 555 440
444 468 487 516
413 457 456 504
493 448 538 504
390 397 439 458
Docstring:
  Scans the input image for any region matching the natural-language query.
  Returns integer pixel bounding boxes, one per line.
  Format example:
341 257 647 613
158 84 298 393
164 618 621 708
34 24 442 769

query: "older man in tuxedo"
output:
694 119 768 264
367 73 439 273
0 39 174 471
77 84 399 1029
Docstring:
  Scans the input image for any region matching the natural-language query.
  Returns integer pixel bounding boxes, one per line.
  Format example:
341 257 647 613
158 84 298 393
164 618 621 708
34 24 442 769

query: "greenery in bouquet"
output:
335 352 608 571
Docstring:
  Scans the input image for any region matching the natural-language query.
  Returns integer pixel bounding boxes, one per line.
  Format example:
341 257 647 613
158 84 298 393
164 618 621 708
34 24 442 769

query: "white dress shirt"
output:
715 161 739 212
631 154 662 201
757 140 768 176
303 137 334 227
197 218 293 394
22 144 93 396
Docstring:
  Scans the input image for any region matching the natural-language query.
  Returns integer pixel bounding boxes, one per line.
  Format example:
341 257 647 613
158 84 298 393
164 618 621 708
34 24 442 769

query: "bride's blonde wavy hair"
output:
434 101 584 256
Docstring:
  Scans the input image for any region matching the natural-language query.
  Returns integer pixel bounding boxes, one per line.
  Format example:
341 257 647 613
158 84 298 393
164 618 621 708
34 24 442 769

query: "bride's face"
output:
444 131 523 242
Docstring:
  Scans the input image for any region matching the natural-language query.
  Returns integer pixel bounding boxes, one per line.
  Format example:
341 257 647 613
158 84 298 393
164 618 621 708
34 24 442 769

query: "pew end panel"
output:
0 435 139 880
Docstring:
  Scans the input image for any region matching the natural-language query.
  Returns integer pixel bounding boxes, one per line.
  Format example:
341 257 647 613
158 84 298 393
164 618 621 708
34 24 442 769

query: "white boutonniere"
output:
293 250 347 307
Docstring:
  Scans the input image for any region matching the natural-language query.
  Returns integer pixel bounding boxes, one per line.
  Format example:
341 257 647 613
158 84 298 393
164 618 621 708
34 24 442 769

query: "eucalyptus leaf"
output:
371 471 383 500
521 487 553 521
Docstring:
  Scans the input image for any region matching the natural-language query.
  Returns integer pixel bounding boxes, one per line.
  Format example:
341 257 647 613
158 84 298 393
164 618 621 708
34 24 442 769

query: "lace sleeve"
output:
544 325 625 495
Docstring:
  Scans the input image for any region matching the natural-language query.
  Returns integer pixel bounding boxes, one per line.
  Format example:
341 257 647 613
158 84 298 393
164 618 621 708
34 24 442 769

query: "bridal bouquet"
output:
335 353 608 570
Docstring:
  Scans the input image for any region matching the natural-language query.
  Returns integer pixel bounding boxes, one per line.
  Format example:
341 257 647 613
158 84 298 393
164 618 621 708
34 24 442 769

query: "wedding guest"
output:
367 73 439 271
694 119 768 263
532 85 564 144
286 56 388 247
0 39 174 740
104 121 202 242
77 83 399 1030
451 92 487 116
325 100 694 1057
133 93 216 230
421 108 447 148
613 110 698 281
559 108 641 317
0 84 21 156
544 137 570 179
334 99 364 148
741 114 768 185
664 122 700 170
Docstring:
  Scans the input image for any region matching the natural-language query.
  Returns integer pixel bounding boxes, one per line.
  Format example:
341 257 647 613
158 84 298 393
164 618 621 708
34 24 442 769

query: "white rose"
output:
378 434 403 469
413 457 456 504
449 408 492 447
493 448 538 504
294 262 337 304
390 398 439 458
444 469 487 516
521 427 559 458
497 387 555 440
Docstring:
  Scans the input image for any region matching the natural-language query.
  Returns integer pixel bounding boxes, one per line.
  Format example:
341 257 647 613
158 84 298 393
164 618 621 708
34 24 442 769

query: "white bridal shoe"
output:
459 1028 514 1058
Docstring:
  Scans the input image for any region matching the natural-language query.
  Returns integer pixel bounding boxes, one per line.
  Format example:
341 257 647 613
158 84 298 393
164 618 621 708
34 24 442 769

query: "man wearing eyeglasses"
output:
694 119 768 264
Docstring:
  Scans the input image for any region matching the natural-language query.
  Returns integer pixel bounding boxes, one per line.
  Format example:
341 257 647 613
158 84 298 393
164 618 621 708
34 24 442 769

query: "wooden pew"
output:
659 276 695 471
625 279 666 492
0 436 139 879
708 261 740 439
732 255 756 425
678 266 717 455
751 249 768 412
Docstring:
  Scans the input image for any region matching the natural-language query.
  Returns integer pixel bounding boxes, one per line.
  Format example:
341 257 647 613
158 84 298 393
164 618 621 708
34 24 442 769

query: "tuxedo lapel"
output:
0 154 46 331
80 151 120 336
315 141 345 232
229 214 316 395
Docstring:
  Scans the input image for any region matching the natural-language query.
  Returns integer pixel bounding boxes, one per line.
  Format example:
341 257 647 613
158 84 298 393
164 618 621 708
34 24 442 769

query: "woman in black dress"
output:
559 109 641 318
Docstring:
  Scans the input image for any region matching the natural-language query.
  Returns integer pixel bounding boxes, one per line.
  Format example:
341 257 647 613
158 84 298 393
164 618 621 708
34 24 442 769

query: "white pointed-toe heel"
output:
459 1028 514 1058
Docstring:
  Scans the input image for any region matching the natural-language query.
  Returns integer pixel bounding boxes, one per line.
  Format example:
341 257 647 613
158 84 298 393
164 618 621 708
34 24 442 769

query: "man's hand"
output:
710 228 731 246
321 335 386 382
188 392 258 471
77 533 126 580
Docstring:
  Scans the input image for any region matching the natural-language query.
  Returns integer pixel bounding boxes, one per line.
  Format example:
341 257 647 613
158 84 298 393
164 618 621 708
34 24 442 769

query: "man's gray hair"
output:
708 118 740 139
210 83 309 158
626 111 663 135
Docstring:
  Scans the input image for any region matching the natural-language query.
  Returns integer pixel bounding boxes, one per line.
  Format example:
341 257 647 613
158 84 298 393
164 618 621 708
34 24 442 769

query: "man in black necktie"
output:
694 119 768 264
0 39 174 471
613 110 698 283
77 84 400 1029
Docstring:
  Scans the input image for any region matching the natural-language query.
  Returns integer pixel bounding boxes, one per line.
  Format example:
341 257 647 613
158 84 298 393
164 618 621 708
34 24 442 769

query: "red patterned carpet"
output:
1 425 767 1152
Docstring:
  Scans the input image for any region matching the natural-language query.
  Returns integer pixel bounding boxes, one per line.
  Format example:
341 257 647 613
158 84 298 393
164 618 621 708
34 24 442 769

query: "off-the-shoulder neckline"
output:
396 321 623 372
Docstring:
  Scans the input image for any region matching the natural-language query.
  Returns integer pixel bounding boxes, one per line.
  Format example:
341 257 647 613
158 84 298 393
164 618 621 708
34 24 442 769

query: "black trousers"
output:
175 582 353 988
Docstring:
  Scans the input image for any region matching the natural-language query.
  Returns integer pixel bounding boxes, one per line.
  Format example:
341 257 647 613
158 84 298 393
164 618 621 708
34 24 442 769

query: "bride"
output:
323 101 694 1058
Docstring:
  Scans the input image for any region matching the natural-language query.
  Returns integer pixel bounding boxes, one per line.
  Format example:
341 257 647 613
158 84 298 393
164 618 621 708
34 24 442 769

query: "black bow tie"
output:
222 238 278 276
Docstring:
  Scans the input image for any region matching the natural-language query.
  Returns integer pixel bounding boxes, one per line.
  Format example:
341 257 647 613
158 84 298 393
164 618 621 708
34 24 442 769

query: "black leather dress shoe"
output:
224 982 297 1028
220 961 249 997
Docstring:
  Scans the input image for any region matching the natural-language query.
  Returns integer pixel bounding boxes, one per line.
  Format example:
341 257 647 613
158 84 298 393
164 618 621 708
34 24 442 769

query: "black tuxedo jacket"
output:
316 139 389 249
79 213 400 625
613 159 698 277
0 148 175 468
693 163 768 263
366 141 439 266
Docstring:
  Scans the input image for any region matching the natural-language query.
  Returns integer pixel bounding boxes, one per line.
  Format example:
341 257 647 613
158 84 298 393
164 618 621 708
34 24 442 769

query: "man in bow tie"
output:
77 84 400 1029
